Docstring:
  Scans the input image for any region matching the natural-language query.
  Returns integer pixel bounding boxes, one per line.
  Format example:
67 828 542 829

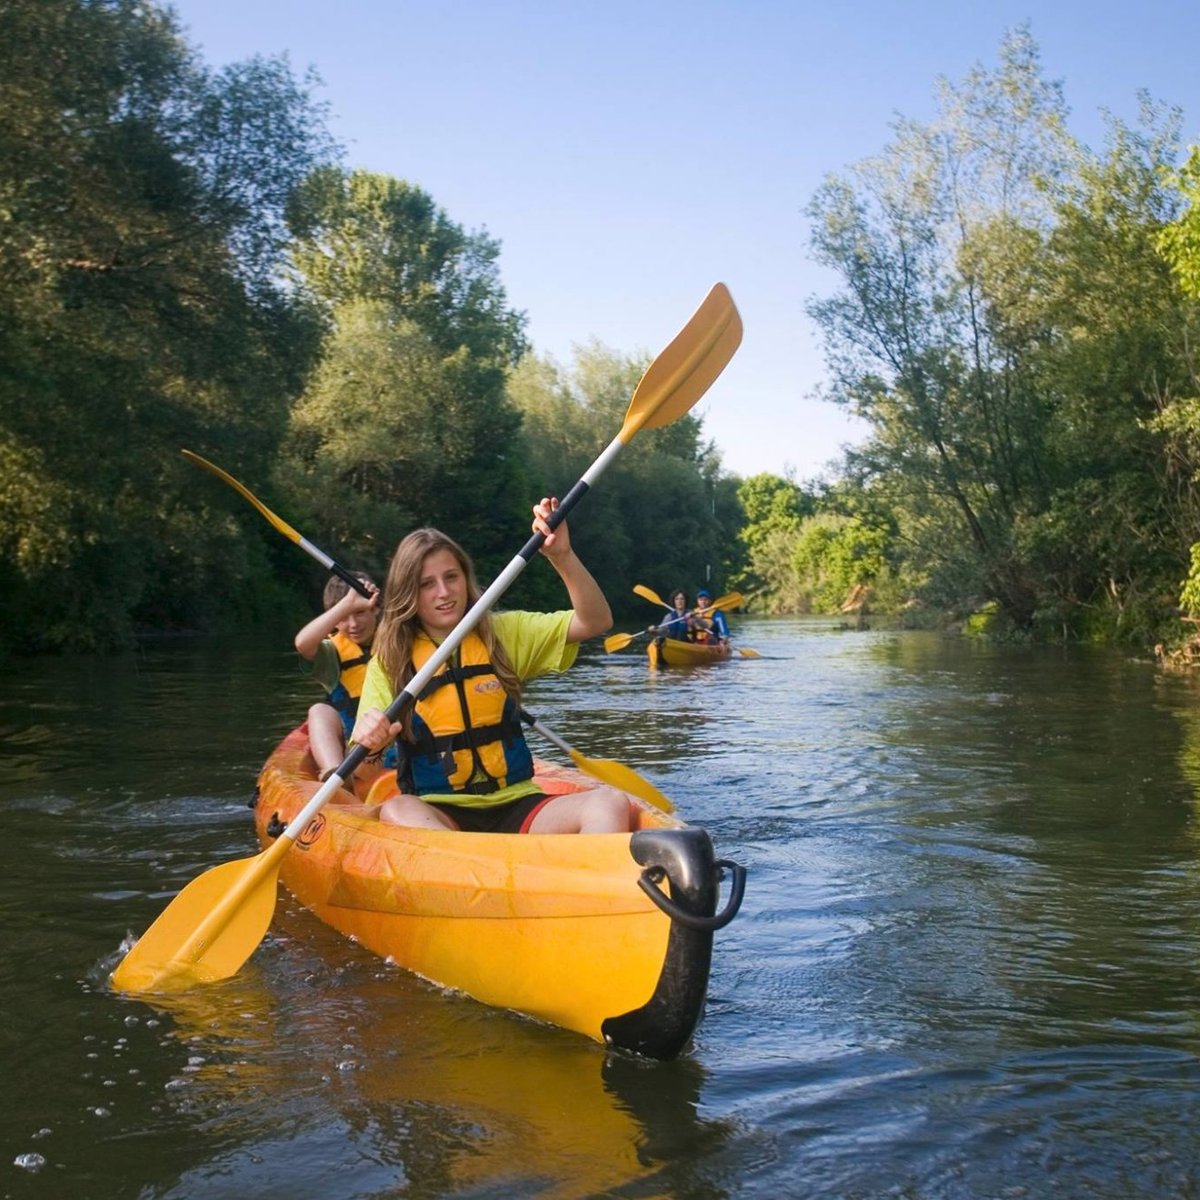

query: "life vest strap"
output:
415 661 493 703
411 713 524 763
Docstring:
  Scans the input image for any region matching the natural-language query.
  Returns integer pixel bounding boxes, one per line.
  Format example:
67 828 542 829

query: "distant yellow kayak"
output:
255 725 745 1058
648 636 733 667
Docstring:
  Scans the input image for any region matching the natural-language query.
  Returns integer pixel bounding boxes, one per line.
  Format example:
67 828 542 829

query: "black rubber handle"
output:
637 858 747 932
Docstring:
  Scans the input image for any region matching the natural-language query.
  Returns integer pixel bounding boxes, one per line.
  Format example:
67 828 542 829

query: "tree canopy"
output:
8 7 1200 659
0 0 341 649
804 25 1200 644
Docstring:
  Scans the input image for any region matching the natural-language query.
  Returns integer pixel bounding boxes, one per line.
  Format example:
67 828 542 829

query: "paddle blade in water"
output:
620 284 742 440
110 841 288 992
570 751 676 814
737 647 762 658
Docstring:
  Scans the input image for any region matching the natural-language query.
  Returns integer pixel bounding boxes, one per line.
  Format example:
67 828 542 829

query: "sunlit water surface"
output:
5 617 1200 1198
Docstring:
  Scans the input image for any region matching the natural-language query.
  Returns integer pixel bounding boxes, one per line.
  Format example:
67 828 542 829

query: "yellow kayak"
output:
254 726 745 1058
648 636 733 668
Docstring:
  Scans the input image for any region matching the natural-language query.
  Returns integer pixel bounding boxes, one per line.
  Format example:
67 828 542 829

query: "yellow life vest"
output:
405 631 532 796
327 631 372 734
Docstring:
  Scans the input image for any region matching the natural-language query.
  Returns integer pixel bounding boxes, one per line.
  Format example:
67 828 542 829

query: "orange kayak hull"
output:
254 726 741 1058
648 636 732 667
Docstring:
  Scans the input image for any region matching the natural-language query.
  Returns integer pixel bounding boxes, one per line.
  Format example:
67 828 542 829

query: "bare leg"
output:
528 787 633 834
379 793 458 829
308 704 347 779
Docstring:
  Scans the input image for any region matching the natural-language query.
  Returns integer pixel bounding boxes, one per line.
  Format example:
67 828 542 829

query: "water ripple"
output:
6 622 1200 1197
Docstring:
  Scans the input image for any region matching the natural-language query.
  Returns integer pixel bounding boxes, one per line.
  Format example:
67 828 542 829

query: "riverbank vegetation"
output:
4 4 1200 656
743 28 1200 653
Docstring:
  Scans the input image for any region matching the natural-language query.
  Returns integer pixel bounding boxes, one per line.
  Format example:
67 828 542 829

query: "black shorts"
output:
429 791 553 834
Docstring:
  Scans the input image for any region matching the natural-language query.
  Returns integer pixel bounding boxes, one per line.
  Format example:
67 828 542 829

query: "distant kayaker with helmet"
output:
691 588 730 646
350 497 635 833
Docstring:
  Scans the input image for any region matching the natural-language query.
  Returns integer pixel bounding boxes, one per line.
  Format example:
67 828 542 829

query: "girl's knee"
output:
379 795 412 824
587 789 634 832
379 794 451 829
606 792 634 831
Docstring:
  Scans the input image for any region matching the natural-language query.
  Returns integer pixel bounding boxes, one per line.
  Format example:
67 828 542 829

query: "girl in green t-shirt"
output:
352 497 634 834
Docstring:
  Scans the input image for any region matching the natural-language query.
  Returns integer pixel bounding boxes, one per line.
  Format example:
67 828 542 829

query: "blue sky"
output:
167 0 1200 481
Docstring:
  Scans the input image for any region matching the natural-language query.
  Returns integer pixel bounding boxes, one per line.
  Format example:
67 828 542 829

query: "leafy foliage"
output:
277 170 531 591
13 8 1200 661
508 345 737 616
803 25 1199 644
734 473 812 602
276 299 529 584
0 0 336 650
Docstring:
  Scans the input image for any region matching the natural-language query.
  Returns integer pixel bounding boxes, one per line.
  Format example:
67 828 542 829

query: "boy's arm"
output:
294 588 377 661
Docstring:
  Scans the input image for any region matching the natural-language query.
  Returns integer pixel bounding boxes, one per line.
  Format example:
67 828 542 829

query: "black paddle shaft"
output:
332 562 373 599
513 478 589 564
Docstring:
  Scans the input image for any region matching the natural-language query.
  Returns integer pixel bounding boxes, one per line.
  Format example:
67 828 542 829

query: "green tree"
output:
1158 145 1200 299
1153 143 1200 642
1014 103 1193 640
279 299 527 579
279 170 531 588
0 0 337 650
807 28 1195 642
287 168 527 366
734 472 813 603
807 27 1072 628
793 515 891 612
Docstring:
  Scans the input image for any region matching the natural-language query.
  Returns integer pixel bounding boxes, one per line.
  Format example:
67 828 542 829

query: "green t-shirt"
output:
357 609 578 808
300 638 342 695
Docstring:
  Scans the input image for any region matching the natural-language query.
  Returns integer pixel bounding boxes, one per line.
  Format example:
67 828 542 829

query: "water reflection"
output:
144 923 732 1200
836 634 1200 1059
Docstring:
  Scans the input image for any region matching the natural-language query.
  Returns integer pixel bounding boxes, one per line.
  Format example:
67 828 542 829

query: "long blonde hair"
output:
372 528 522 737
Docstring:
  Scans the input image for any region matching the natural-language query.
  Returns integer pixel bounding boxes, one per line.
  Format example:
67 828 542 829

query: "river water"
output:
4 616 1200 1198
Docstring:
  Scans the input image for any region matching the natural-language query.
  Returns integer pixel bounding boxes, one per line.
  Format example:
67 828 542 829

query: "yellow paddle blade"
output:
618 284 741 443
603 630 641 654
709 591 743 612
181 450 302 546
569 750 675 813
737 647 761 658
633 584 668 608
110 839 290 992
635 586 742 612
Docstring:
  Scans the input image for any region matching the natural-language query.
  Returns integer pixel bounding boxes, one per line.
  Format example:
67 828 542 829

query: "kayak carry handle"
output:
638 859 746 932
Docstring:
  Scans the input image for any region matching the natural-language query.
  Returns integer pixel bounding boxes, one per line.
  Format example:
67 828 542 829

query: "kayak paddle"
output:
110 281 741 993
520 710 675 814
632 584 744 613
181 450 370 599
